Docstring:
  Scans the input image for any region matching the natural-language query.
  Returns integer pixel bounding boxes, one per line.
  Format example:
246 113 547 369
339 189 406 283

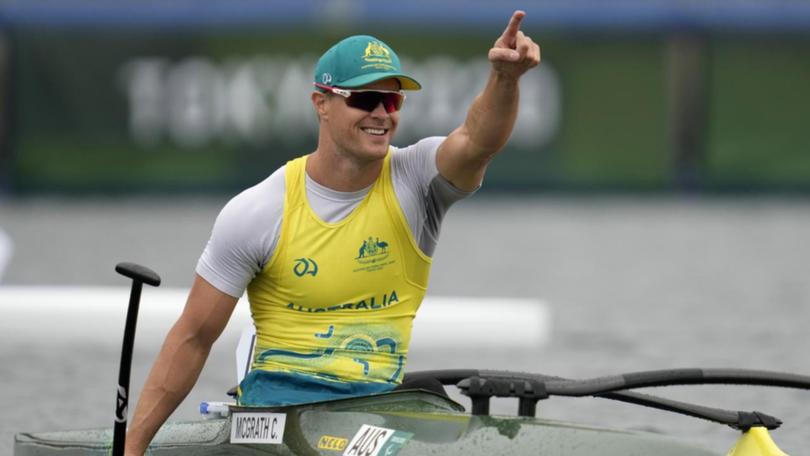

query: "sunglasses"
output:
314 82 406 114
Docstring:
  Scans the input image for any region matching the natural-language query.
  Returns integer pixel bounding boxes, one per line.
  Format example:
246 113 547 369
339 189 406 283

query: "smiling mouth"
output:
360 127 388 136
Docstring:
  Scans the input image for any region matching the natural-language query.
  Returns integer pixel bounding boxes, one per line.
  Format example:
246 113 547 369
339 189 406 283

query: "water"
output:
2 196 809 454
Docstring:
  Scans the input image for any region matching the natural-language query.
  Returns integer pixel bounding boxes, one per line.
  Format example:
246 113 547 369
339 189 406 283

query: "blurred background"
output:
1 0 810 454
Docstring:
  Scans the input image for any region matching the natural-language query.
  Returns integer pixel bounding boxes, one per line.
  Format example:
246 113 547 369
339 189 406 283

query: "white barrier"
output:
0 229 12 282
0 286 551 352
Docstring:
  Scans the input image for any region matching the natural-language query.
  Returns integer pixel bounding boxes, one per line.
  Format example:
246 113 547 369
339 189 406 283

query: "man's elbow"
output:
167 314 220 355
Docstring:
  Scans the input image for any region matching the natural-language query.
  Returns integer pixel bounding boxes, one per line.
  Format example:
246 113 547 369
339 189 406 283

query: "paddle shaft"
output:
112 262 161 456
112 280 143 456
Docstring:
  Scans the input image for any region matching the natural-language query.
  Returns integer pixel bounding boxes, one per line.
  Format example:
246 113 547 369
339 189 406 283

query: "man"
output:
125 10 539 455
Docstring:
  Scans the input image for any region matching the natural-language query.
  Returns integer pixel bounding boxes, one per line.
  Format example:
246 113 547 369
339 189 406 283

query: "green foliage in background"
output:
706 36 810 189
6 27 810 194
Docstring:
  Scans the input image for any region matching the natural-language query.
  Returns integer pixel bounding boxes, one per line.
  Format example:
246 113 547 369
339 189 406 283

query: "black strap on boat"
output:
734 411 783 432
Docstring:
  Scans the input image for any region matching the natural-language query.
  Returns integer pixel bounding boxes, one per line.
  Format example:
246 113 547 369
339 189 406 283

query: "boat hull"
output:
15 391 716 455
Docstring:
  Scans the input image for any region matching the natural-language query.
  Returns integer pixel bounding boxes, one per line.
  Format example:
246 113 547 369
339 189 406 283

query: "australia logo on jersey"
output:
356 236 389 262
354 236 395 273
293 257 318 277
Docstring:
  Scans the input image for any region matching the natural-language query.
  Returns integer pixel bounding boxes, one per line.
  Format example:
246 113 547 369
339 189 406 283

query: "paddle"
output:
112 262 161 456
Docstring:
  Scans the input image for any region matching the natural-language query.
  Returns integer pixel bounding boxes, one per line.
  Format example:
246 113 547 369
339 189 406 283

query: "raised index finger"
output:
501 10 526 46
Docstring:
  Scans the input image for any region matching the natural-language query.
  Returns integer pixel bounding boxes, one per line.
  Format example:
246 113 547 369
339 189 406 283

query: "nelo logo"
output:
317 435 348 451
293 258 318 277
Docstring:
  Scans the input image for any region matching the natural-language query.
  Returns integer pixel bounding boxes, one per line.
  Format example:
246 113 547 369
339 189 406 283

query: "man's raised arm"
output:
437 10 541 191
124 275 239 455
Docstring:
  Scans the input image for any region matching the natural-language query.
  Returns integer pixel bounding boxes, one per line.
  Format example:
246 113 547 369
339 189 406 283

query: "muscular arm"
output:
437 10 541 191
124 275 238 455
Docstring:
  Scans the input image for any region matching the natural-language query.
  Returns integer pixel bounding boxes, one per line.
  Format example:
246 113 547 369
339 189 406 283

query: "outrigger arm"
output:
404 368 807 455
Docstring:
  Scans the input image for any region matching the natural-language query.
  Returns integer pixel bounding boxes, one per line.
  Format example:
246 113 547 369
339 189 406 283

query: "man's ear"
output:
311 92 329 121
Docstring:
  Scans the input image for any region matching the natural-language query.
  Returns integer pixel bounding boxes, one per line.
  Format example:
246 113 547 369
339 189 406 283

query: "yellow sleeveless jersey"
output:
246 151 432 386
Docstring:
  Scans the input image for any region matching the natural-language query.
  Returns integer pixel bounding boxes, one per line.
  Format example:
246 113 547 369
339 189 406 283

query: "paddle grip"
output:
115 262 161 287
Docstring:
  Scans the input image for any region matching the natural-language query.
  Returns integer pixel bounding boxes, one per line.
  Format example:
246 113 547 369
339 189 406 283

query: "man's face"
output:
319 78 401 162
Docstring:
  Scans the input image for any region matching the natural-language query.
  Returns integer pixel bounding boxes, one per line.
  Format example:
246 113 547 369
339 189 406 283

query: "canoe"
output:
15 366 801 456
15 388 715 455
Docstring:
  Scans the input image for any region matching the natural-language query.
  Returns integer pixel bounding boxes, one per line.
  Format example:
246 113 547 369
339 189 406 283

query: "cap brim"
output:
339 72 421 91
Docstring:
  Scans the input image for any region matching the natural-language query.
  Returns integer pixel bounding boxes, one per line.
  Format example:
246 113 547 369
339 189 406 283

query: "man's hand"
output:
435 10 541 190
488 10 541 79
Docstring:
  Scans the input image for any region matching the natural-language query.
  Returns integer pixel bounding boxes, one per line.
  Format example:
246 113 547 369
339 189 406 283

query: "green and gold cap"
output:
314 35 421 90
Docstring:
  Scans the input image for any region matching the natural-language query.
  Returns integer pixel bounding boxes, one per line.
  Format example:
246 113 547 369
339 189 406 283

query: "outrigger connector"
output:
112 262 162 456
457 376 549 417
726 427 788 456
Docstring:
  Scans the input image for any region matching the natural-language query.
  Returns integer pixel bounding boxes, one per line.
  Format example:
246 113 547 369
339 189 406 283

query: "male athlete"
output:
125 10 540 455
